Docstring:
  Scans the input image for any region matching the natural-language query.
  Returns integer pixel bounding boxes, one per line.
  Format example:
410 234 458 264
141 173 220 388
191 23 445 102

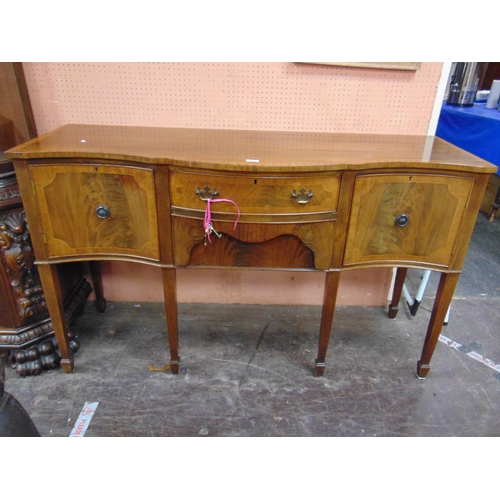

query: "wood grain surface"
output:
30 164 160 261
6 125 497 173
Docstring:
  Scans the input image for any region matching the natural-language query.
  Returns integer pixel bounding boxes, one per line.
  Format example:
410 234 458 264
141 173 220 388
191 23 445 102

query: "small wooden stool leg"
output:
489 184 500 221
89 261 106 313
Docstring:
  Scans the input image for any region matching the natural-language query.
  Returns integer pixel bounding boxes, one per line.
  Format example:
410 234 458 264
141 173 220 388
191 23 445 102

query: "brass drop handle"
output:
395 213 409 227
95 205 110 219
196 186 219 201
291 188 314 205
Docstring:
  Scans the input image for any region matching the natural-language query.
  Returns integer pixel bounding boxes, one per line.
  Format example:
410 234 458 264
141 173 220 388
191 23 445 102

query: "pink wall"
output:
22 62 444 306
24 62 442 135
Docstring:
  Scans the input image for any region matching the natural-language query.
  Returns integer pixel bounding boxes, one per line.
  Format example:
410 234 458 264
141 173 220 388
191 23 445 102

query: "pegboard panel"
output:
23 62 443 136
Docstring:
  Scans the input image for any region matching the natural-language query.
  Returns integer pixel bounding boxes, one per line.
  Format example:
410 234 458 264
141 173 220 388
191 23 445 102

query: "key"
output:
210 223 222 238
204 223 222 245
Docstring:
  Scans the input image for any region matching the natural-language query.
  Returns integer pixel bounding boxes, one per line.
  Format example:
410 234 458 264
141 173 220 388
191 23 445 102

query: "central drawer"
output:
170 171 340 215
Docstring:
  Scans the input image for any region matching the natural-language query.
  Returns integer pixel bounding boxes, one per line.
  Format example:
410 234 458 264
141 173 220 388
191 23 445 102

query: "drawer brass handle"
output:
196 186 219 201
395 213 409 227
291 188 314 205
95 205 110 219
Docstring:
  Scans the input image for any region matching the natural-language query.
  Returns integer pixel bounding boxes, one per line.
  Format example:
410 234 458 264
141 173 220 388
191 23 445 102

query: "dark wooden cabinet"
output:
6 125 497 379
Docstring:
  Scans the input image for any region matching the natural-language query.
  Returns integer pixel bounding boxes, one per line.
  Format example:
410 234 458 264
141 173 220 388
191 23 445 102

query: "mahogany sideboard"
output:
5 125 497 378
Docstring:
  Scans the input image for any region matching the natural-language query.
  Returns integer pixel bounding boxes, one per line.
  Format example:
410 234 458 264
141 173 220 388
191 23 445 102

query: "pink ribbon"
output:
204 198 241 244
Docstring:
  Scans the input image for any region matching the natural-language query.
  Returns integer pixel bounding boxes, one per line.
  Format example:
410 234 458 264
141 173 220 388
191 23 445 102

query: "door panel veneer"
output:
30 165 160 261
344 174 474 267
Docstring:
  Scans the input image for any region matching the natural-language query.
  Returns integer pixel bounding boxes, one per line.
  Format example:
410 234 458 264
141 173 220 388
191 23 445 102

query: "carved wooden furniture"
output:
5 125 497 378
0 114 90 376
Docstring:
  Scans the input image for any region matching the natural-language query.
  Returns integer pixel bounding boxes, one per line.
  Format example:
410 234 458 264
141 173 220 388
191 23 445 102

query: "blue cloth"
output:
436 103 500 176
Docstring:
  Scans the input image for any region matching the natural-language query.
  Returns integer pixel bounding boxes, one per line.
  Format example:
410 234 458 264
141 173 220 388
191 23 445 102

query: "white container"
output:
486 80 500 108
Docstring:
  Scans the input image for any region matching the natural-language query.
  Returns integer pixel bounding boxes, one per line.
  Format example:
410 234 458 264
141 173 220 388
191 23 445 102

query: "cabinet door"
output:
30 164 160 261
344 173 474 268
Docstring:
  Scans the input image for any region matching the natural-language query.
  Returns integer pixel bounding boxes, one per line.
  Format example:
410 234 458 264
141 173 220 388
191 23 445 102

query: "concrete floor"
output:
3 214 500 437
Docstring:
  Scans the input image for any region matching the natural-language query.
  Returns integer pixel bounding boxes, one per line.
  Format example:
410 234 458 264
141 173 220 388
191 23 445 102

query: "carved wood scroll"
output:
0 209 47 323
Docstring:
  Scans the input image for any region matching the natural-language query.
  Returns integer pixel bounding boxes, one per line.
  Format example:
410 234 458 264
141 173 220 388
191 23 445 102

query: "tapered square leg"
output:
416 273 459 379
37 263 74 373
388 267 408 319
162 267 180 373
314 271 341 376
